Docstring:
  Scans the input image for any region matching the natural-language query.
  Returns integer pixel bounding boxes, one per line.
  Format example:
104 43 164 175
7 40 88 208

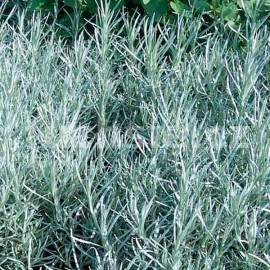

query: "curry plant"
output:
0 1 269 270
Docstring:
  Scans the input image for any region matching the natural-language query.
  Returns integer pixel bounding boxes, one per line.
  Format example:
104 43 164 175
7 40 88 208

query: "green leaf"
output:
84 0 98 14
210 0 221 13
27 0 45 11
170 0 193 18
141 0 169 18
192 0 209 12
28 0 56 12
64 0 74 8
220 3 238 22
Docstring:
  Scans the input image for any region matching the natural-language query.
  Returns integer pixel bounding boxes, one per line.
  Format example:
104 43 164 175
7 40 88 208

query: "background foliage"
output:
2 0 270 38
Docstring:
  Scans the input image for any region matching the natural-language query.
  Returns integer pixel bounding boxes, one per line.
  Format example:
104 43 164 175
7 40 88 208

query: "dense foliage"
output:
2 0 270 37
0 4 270 269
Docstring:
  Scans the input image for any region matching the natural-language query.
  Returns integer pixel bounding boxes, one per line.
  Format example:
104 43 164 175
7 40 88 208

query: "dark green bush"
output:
25 0 270 22
1 0 269 38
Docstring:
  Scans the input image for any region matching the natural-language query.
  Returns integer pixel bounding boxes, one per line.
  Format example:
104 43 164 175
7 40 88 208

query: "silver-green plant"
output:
0 1 269 269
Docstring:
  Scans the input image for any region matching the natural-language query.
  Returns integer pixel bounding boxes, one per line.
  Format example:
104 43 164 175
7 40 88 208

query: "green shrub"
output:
1 0 270 38
27 0 270 23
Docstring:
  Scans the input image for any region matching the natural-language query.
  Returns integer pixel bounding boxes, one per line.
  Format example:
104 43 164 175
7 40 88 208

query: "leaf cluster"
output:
1 0 270 38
